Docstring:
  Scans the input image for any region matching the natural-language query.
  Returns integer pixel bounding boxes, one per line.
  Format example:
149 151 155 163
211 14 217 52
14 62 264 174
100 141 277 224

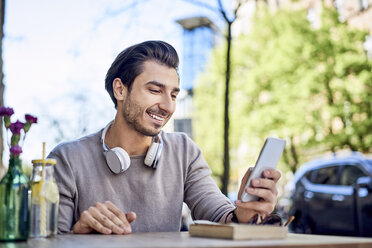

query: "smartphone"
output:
241 137 286 202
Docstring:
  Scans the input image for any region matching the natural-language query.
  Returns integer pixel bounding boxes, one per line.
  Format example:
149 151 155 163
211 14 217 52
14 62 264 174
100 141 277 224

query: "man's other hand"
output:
73 201 136 234
234 167 281 223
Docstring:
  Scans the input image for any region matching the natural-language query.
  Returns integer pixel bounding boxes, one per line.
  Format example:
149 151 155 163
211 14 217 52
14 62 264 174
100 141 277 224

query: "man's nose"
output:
158 95 175 114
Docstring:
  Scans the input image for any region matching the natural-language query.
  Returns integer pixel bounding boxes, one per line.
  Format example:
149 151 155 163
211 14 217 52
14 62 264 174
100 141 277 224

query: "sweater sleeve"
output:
48 148 78 233
183 137 235 222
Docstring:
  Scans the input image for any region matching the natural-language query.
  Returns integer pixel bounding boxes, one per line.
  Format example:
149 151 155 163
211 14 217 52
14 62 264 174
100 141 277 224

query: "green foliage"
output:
193 47 226 182
194 5 372 177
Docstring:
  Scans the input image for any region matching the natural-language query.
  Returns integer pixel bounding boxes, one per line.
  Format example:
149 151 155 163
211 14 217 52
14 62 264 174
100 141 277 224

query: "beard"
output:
121 94 168 137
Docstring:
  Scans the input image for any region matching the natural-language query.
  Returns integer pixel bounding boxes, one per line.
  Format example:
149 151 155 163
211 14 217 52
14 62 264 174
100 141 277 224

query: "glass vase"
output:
0 157 30 241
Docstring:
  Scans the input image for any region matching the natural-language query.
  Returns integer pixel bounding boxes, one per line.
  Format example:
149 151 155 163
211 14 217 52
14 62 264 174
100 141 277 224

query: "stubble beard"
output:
122 95 165 137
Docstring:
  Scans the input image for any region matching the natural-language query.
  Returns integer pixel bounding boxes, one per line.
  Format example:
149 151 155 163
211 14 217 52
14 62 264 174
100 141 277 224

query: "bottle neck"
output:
8 156 22 169
31 164 55 181
7 156 23 176
42 165 54 180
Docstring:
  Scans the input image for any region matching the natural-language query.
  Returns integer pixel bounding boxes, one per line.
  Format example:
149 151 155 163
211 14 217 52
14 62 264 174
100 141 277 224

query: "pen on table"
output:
284 216 295 227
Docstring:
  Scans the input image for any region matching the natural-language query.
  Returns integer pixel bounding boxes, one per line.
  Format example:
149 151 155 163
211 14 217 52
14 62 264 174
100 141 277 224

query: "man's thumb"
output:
126 212 136 223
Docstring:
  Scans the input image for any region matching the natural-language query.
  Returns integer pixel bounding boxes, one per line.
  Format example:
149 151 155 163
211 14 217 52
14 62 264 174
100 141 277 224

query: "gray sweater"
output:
49 130 235 233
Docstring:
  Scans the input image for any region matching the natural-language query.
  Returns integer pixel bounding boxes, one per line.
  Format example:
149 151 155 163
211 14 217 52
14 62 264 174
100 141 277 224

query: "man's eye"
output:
149 89 160 93
171 94 177 100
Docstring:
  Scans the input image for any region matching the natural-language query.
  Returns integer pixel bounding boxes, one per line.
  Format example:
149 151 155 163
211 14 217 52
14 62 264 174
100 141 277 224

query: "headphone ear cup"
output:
106 147 130 174
144 142 159 167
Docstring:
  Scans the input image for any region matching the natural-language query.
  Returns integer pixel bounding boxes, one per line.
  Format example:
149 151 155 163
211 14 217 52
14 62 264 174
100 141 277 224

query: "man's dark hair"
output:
105 40 179 108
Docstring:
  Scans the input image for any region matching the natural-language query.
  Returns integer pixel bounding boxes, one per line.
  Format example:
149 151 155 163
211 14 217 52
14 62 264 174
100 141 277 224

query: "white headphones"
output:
101 122 163 174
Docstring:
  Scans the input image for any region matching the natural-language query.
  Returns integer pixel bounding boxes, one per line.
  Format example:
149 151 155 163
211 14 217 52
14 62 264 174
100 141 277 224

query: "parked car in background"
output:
288 153 372 237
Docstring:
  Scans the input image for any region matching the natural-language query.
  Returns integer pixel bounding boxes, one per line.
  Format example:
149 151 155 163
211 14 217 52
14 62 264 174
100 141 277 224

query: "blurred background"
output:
0 0 371 236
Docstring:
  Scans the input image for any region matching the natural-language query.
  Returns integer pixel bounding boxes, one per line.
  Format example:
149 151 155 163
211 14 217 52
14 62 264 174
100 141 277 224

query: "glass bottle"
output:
30 159 59 238
0 157 30 241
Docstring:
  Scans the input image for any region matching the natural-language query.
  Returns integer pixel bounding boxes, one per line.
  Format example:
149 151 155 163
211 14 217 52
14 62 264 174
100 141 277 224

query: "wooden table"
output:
1 232 372 248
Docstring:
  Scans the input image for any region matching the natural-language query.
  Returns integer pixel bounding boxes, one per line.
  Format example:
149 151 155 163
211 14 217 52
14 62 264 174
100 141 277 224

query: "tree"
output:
0 0 5 177
194 4 372 177
185 0 246 195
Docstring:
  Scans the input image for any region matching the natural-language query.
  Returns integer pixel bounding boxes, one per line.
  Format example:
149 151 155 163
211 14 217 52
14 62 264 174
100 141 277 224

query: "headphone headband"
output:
101 121 112 152
101 121 162 173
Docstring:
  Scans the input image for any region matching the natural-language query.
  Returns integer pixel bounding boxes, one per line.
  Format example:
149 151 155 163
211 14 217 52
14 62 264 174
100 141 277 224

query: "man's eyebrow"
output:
146 81 180 92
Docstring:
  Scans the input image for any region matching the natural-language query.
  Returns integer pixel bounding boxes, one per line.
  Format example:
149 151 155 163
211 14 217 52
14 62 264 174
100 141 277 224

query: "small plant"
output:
0 107 37 158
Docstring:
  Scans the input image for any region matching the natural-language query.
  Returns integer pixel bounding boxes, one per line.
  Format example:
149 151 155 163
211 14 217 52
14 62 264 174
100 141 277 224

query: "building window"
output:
174 118 192 138
176 17 216 91
359 0 369 11
364 35 372 59
276 0 281 8
334 0 345 22
181 27 214 90
307 7 316 27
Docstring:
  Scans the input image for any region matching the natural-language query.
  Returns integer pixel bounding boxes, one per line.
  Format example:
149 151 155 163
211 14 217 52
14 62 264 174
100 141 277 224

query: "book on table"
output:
189 220 288 240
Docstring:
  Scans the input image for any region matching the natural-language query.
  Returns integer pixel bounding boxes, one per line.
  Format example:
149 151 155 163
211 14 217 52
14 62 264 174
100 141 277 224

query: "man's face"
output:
121 60 180 136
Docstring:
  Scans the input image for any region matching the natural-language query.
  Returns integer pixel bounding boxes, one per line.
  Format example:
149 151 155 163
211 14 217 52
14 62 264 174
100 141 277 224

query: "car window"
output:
340 165 366 186
313 166 339 185
304 170 316 183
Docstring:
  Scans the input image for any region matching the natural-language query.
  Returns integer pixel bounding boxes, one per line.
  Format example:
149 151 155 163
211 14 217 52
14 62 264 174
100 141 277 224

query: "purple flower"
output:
24 114 37 133
1 107 38 158
0 107 14 128
25 114 38 124
0 107 14 117
10 145 22 155
9 120 24 134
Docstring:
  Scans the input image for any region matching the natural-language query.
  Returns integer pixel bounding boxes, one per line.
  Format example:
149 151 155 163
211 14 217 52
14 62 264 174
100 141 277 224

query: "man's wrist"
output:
225 208 239 223
231 209 239 223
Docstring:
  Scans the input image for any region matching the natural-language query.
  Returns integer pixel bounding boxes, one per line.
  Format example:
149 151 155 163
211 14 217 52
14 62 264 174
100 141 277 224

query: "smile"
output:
148 113 165 121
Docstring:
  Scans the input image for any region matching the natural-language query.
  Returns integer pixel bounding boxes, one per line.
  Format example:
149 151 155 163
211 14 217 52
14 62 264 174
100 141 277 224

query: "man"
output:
49 40 281 234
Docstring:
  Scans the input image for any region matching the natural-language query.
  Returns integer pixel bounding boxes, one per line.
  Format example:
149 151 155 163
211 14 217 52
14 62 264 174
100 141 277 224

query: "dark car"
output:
288 153 372 237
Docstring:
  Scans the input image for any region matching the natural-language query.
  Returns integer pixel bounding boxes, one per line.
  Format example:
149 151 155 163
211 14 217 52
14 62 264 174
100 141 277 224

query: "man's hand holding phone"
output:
234 167 281 223
233 137 286 223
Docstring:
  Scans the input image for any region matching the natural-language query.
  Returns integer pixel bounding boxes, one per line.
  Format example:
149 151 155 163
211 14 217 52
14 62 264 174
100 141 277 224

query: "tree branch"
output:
233 0 244 19
234 1 241 16
217 0 230 23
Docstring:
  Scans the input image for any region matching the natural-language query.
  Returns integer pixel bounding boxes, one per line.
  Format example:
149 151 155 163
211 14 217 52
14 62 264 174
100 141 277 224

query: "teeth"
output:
149 113 165 121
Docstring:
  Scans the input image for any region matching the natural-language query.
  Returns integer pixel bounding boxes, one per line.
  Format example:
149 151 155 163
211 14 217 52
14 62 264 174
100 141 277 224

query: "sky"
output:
2 0 231 165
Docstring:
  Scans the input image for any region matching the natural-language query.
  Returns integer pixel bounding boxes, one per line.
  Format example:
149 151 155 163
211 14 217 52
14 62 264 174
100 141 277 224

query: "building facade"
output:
174 16 217 138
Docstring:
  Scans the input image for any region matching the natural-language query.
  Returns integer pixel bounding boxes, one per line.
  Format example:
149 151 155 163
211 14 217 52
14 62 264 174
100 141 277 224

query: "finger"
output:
73 221 93 234
73 214 94 234
262 169 281 182
238 167 253 199
89 206 124 234
126 212 137 223
234 207 259 223
80 210 112 234
245 187 276 203
251 178 278 196
235 200 275 217
95 203 126 234
104 201 132 233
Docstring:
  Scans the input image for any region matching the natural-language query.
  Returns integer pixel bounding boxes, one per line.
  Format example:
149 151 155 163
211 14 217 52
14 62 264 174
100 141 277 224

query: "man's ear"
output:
113 78 128 101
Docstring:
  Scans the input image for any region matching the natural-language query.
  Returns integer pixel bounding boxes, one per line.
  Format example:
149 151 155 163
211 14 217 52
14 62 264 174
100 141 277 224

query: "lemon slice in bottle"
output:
31 181 43 204
40 180 59 203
